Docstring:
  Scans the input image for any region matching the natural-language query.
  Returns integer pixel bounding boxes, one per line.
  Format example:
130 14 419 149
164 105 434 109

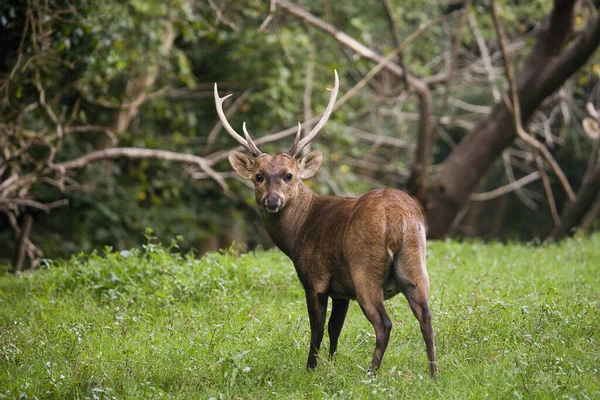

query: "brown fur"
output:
229 150 436 375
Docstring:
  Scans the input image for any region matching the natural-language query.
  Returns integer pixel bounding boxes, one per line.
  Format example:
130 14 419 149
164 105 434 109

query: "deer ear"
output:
228 151 255 180
298 150 323 180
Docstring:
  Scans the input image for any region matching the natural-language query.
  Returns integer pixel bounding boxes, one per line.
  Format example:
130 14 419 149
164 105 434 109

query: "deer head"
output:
214 71 339 213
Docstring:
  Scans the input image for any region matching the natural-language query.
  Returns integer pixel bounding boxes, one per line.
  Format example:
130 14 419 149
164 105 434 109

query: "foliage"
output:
1 235 599 398
1 0 599 265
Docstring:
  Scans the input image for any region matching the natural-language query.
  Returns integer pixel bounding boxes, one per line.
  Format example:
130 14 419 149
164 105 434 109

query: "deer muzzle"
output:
264 193 283 213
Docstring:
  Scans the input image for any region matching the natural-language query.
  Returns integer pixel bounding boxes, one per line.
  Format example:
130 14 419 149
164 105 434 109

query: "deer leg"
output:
305 290 328 369
328 298 350 358
404 286 437 377
356 287 392 372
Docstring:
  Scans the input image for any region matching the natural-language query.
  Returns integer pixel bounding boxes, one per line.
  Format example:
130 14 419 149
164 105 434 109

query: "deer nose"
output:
264 193 282 211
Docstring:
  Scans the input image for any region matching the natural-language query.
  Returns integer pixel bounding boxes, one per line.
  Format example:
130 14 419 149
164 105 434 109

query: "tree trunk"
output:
13 214 33 273
579 193 600 232
551 164 600 238
489 194 509 238
426 1 600 238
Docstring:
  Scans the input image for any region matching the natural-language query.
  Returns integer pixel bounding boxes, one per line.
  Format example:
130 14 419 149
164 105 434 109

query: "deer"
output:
214 71 436 376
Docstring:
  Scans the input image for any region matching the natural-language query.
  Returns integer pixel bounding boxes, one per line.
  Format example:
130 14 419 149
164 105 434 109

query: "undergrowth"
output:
1 234 599 399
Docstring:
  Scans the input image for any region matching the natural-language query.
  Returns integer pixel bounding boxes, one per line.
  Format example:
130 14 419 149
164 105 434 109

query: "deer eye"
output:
284 173 293 182
255 174 264 183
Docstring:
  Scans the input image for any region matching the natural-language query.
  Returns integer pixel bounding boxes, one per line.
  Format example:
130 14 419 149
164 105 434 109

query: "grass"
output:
1 234 599 399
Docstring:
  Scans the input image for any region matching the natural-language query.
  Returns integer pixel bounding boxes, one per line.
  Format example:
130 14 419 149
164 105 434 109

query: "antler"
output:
286 70 339 158
214 84 264 157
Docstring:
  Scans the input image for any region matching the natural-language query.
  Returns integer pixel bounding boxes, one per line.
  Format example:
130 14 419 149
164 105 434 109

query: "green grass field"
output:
1 234 599 399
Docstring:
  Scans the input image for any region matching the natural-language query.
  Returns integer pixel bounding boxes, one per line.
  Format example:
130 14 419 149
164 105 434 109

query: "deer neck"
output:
260 182 316 258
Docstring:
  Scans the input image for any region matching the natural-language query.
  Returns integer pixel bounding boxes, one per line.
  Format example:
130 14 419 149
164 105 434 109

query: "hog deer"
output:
214 71 436 375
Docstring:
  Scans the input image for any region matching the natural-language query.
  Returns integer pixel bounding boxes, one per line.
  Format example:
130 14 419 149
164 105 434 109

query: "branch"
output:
491 0 576 202
535 153 560 226
468 12 501 103
281 1 475 198
432 0 471 135
470 171 540 201
206 17 447 164
274 0 448 200
447 97 492 114
503 151 538 210
259 0 276 32
350 127 414 149
381 0 402 50
208 0 240 32
54 147 230 194
64 125 118 146
0 198 68 212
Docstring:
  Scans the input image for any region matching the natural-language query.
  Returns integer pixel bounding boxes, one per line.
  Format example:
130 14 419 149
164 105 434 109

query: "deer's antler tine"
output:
214 83 263 157
288 70 339 158
243 122 265 157
285 122 303 157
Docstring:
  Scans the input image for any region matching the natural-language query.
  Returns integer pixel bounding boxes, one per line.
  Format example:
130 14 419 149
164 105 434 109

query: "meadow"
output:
1 234 599 399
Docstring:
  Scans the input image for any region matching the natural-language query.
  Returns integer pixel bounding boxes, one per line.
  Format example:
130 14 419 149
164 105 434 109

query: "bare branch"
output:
208 0 240 32
468 12 501 103
503 151 538 209
54 147 230 194
470 171 540 201
259 0 276 32
432 0 471 135
65 125 118 146
491 0 576 202
350 127 414 149
342 156 407 177
535 153 560 226
0 198 68 212
448 97 492 114
206 10 462 165
273 1 445 198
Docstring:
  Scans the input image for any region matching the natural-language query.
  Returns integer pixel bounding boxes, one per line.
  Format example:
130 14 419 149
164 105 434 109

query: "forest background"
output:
2 0 600 271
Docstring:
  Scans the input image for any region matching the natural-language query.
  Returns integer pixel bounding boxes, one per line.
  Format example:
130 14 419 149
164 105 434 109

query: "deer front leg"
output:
305 290 328 369
328 298 350 358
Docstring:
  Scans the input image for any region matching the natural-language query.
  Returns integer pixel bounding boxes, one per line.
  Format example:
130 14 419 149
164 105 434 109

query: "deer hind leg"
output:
328 298 350 358
353 276 393 372
397 224 437 377
404 285 437 377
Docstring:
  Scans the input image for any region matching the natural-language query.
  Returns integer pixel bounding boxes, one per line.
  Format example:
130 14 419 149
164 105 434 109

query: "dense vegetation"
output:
2 0 600 269
1 234 599 398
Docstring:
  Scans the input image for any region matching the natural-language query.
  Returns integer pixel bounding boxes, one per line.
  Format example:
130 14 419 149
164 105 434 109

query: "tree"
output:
425 0 600 238
2 0 600 270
